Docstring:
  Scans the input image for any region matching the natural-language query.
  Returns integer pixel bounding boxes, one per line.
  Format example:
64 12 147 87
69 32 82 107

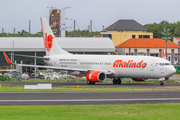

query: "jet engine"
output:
86 71 106 82
132 78 148 81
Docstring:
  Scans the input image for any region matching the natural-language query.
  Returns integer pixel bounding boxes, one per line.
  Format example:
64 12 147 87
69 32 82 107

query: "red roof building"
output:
116 38 180 48
116 38 180 65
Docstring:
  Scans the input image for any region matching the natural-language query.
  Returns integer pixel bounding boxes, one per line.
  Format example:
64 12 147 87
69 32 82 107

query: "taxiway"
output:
0 90 180 105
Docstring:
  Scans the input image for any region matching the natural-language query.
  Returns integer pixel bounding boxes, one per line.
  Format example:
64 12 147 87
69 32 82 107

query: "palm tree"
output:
162 28 171 59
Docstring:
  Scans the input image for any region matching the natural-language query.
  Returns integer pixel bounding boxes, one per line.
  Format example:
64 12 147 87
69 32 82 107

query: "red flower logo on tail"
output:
44 33 53 51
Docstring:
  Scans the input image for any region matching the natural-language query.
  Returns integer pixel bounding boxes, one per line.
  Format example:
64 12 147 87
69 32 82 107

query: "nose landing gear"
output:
113 78 121 85
159 81 164 86
159 78 165 86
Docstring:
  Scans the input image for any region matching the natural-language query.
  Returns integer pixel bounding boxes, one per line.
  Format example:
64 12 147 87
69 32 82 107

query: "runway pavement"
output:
0 90 180 105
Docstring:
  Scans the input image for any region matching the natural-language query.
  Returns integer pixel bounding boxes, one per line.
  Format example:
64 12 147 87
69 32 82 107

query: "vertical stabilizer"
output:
40 17 70 56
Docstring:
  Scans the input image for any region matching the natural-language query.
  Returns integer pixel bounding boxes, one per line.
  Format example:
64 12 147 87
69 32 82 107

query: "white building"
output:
173 37 180 46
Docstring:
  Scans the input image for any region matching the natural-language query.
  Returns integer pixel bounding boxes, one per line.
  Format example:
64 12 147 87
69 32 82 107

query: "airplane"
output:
2 17 176 86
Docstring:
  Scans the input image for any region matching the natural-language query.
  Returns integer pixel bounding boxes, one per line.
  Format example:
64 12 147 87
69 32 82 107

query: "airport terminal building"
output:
0 37 115 67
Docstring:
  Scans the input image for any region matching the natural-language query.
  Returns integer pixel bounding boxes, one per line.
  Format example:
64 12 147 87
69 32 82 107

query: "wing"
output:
3 50 113 76
17 64 112 76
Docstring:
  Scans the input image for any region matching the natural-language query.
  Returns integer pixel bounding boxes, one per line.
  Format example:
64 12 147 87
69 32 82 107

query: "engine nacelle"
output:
132 78 148 81
86 71 106 82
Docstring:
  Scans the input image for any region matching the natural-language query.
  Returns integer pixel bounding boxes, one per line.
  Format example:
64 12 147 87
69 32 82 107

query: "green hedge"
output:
0 75 11 81
175 66 180 71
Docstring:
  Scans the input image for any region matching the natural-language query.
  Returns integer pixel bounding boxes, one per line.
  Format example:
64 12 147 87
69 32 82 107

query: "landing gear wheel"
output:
117 78 122 85
113 78 117 85
86 81 96 85
86 81 91 85
159 81 164 86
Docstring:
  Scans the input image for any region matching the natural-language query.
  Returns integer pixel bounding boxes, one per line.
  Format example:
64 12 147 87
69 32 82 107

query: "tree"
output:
162 28 171 59
144 21 180 40
174 26 180 37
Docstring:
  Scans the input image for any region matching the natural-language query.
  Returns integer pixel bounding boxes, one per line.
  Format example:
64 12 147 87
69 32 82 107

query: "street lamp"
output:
11 41 14 70
60 7 71 37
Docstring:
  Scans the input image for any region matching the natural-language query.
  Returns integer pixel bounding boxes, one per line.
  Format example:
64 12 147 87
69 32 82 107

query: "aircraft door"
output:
150 60 155 71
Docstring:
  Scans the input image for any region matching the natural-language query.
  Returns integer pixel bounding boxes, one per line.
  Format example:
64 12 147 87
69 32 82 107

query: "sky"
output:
0 0 180 34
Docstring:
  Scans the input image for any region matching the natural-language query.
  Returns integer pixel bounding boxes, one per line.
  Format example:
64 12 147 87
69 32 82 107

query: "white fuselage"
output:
45 54 176 79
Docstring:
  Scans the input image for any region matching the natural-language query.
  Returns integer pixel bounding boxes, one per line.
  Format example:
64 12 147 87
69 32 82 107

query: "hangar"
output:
0 37 115 67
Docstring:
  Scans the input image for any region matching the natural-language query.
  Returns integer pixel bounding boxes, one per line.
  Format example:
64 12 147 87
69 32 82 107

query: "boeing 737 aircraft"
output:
3 17 176 86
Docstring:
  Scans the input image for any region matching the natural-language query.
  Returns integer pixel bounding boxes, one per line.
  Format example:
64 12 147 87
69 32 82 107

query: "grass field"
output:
0 86 180 92
20 77 180 84
0 104 179 120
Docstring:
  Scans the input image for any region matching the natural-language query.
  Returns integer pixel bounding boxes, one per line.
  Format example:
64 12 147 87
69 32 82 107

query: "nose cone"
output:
168 66 176 77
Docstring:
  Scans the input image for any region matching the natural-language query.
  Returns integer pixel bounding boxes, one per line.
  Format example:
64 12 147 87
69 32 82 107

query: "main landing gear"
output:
86 81 95 85
113 78 122 85
159 81 164 86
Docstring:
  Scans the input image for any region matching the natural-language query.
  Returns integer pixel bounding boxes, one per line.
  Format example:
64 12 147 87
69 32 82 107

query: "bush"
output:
0 75 11 81
176 71 180 74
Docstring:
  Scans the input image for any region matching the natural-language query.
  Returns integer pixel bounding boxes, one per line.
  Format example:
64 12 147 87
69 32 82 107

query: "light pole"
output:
61 7 71 37
11 41 14 70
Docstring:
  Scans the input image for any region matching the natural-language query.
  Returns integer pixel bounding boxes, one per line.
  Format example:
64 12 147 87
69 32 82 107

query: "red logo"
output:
44 33 53 51
113 60 147 68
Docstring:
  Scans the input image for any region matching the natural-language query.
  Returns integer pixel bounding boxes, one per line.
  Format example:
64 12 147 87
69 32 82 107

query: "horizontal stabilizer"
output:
11 54 49 60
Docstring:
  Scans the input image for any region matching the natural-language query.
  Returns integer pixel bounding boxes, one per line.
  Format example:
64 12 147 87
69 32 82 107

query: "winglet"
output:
162 49 166 60
3 50 13 65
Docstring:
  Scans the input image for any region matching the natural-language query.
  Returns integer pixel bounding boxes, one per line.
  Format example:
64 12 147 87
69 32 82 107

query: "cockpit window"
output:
159 63 171 66
159 63 164 66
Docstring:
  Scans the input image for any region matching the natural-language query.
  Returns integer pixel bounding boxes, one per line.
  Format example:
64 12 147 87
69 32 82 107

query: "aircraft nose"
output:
165 66 176 78
170 66 176 75
172 67 176 74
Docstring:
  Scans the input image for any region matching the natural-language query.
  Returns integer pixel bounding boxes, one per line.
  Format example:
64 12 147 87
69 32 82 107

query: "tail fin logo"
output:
44 33 53 51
